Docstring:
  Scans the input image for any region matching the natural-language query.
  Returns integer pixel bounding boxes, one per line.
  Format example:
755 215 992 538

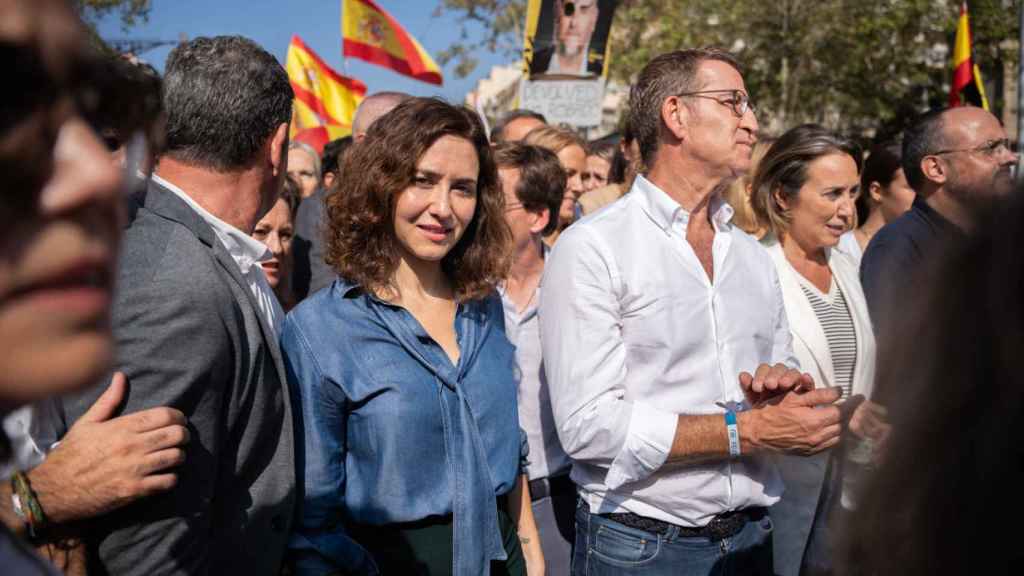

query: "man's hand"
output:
737 386 842 456
739 363 815 406
29 372 189 524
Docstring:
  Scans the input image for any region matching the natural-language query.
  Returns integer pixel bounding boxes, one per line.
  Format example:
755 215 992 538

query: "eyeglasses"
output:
930 138 1014 159
677 89 755 117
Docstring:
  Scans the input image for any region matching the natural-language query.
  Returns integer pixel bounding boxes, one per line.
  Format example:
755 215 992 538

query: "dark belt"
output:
528 473 576 502
601 507 767 541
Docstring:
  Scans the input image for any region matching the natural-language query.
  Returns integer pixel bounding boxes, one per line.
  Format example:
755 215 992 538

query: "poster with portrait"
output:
524 0 618 79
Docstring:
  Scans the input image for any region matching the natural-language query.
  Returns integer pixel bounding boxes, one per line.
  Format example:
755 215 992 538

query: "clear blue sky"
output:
94 0 510 102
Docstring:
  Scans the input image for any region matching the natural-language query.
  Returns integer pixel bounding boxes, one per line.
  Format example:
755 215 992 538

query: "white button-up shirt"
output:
152 174 285 338
498 246 572 482
539 175 796 527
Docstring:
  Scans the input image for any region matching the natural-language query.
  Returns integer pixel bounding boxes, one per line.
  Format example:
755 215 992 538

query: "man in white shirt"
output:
539 48 843 575
495 142 574 575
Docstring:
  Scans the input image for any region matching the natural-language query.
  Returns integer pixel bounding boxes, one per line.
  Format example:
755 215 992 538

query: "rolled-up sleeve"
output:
539 228 676 490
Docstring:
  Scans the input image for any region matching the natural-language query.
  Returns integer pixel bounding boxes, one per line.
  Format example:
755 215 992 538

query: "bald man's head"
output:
352 91 411 141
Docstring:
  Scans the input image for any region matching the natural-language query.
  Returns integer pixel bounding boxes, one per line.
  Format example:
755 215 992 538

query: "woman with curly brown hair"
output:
281 98 544 576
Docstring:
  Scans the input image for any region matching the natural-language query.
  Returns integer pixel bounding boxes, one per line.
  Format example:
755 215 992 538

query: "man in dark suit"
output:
57 36 297 575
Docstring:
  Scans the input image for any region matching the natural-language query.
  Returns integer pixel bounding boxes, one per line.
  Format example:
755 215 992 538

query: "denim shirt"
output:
282 279 522 576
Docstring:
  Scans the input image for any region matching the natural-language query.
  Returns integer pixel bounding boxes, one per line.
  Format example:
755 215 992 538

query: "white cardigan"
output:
763 238 876 576
764 240 875 398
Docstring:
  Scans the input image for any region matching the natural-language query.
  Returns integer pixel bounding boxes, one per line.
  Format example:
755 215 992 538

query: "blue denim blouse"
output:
281 279 523 576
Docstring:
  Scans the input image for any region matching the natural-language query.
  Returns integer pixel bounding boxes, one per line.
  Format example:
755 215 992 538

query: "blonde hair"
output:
722 137 774 237
522 125 586 155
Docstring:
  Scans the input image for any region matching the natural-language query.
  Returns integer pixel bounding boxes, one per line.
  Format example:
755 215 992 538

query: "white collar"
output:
151 173 271 274
632 174 735 234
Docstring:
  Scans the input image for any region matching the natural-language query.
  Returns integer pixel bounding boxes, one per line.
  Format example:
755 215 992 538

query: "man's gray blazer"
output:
58 180 296 575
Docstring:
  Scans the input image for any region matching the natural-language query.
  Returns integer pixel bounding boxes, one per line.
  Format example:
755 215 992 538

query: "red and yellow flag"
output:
950 2 989 110
342 0 443 86
286 35 367 152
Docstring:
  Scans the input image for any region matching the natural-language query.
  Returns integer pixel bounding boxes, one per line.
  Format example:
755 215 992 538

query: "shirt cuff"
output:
605 401 677 490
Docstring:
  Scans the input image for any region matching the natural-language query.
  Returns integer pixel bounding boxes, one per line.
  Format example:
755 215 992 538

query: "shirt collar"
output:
497 244 548 320
151 173 272 274
632 174 735 234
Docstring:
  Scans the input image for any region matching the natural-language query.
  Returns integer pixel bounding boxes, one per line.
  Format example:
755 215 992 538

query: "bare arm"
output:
508 474 545 576
667 386 844 465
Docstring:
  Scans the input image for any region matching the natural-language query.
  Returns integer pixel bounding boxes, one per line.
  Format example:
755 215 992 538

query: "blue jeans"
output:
571 499 774 576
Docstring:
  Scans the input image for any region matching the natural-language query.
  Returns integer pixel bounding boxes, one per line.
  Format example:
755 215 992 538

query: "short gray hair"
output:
163 36 293 171
628 48 742 168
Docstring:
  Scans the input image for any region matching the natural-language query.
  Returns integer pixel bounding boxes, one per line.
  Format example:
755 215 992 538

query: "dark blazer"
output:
291 188 336 301
58 180 296 576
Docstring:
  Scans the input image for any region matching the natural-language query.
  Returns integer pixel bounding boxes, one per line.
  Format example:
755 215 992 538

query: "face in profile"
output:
936 107 1018 206
393 135 480 265
584 154 611 191
556 0 599 58
0 0 123 408
873 168 915 223
682 60 759 179
500 167 539 249
556 144 587 225
252 196 295 292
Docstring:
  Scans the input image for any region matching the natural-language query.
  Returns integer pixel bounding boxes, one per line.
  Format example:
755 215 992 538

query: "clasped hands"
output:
735 364 888 457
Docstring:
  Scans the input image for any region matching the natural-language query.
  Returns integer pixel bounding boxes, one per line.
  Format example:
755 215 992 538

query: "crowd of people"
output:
3 1 1024 575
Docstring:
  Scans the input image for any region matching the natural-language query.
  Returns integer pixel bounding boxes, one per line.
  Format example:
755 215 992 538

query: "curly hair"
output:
324 97 510 301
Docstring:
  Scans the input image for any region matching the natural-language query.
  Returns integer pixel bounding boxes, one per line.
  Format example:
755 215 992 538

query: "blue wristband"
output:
725 410 741 457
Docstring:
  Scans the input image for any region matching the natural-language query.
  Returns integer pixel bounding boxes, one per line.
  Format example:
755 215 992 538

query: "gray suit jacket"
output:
58 180 296 576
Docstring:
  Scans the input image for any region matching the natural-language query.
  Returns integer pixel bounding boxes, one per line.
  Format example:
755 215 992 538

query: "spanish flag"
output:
342 0 443 86
286 35 367 151
950 2 989 110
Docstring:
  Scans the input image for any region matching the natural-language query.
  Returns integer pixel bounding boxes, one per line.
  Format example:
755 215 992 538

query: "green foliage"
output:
434 0 527 74
73 0 151 30
441 0 1020 136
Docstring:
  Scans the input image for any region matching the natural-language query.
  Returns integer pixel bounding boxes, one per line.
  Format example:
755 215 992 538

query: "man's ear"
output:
868 181 883 203
660 95 688 143
920 155 948 186
269 123 289 177
530 208 552 235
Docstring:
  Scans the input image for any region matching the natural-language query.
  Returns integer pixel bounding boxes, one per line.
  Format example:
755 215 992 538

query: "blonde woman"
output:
522 125 587 245
750 125 885 576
